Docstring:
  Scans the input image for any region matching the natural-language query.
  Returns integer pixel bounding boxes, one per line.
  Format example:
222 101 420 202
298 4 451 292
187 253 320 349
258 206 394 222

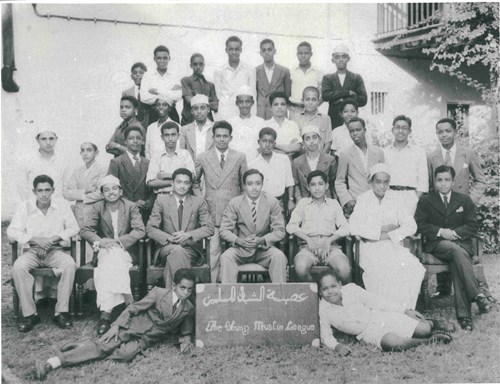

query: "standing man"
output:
322 44 367 129
214 36 256 121
196 121 248 282
140 45 182 124
289 41 323 115
219 169 287 283
256 39 291 120
384 115 428 215
8 175 79 332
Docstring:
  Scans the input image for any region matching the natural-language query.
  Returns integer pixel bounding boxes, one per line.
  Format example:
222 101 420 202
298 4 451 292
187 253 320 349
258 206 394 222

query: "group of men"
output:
7 35 495 381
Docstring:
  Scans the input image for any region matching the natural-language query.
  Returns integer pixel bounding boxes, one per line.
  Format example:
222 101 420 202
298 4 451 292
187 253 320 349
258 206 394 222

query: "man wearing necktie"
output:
415 165 493 331
219 169 287 283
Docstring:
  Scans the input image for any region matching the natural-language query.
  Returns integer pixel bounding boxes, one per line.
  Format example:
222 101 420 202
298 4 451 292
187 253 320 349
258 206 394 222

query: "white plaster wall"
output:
1 3 488 220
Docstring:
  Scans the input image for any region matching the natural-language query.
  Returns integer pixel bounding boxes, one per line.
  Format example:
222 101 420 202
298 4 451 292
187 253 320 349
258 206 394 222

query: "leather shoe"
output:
429 319 456 333
476 295 492 314
18 314 40 333
97 319 111 335
34 360 52 381
54 313 72 329
458 317 474 331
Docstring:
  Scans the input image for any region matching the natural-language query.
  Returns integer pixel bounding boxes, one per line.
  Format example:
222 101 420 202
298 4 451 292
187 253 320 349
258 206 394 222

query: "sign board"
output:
195 283 320 347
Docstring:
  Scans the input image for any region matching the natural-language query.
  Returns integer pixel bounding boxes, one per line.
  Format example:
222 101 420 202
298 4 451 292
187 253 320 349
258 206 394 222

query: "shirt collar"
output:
440 191 452 202
215 148 229 158
160 148 179 158
246 195 260 207
192 73 206 81
224 61 245 71
126 150 140 162
305 196 332 206
27 199 58 215
294 64 316 73
441 143 456 155
172 291 179 305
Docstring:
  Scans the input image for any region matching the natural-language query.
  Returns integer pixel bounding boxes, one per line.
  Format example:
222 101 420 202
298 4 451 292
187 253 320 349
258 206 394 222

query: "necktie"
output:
133 155 140 171
443 195 449 210
173 299 180 313
137 87 141 102
251 201 257 225
220 153 225 169
178 199 184 229
444 150 452 166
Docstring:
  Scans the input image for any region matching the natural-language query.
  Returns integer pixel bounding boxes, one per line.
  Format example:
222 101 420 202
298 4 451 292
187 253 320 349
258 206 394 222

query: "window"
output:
371 92 388 115
447 103 470 137
407 3 441 28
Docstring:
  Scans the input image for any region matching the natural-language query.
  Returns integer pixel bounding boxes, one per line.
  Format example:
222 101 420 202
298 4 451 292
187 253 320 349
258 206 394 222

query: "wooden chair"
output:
288 236 355 283
75 237 145 316
145 237 211 292
11 239 77 319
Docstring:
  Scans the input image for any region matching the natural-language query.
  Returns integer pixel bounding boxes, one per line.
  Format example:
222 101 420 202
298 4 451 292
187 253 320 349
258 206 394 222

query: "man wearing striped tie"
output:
219 169 288 283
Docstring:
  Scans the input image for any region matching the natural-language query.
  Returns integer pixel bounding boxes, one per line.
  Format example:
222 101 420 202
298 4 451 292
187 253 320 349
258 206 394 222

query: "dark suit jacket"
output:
195 148 248 226
427 145 486 205
292 152 338 200
108 153 153 209
415 191 478 255
256 63 291 119
106 117 145 157
321 70 367 128
112 287 195 359
122 86 149 128
80 198 145 263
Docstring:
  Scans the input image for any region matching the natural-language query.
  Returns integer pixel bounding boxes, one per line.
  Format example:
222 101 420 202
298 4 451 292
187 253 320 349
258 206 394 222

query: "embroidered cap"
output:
235 85 254 98
332 44 350 55
191 94 209 106
99 175 121 189
301 125 321 137
35 124 57 139
369 163 391 179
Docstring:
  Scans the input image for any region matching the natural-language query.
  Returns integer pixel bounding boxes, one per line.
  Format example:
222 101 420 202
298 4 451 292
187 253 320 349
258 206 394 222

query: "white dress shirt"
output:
265 117 302 146
264 64 275 84
440 144 457 165
354 145 369 173
194 120 214 158
146 148 195 193
330 124 354 154
249 153 294 198
384 143 428 192
338 73 346 87
290 65 323 104
306 154 320 172
229 115 267 162
139 70 182 105
145 118 173 159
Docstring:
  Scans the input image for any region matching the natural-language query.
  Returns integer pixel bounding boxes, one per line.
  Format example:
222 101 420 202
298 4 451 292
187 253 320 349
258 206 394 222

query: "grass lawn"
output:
2 223 499 384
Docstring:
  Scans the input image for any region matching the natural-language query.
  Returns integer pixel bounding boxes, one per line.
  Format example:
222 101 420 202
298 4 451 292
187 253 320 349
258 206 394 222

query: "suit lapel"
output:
366 146 380 172
349 145 366 176
207 149 222 178
181 195 193 232
168 195 180 232
317 152 330 172
342 70 353 90
205 130 214 151
241 196 257 232
428 191 447 217
121 154 136 181
219 149 238 185
297 155 312 175
187 124 197 155
117 200 126 236
447 192 462 214
268 65 281 91
453 146 466 175
255 194 268 233
257 65 270 89
102 204 115 237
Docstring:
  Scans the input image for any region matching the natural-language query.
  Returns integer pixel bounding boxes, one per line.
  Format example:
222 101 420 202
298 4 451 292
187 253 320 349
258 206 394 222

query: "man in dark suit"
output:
256 39 291 119
35 269 196 381
108 126 153 220
147 168 214 287
219 169 287 283
415 165 492 331
321 44 367 129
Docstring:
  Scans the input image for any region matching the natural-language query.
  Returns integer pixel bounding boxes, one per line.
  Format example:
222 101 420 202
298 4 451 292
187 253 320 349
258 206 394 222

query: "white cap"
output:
235 85 254 98
99 175 121 189
156 93 174 106
332 43 350 55
369 163 391 179
301 125 321 137
35 124 57 138
191 94 209 106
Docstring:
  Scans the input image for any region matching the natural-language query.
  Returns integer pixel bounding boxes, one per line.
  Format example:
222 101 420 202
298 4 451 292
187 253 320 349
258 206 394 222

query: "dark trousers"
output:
432 240 480 319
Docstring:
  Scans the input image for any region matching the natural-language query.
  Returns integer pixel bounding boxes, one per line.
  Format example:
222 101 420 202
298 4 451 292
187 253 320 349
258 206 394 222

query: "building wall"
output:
1 3 489 219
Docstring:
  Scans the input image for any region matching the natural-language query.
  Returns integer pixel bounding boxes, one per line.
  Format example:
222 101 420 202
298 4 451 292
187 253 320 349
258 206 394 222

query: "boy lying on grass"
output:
318 269 455 355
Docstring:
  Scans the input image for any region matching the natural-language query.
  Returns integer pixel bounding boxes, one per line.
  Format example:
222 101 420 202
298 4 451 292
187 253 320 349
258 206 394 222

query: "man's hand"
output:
171 231 192 244
440 228 459 240
287 200 296 215
348 91 357 97
99 325 119 343
335 343 352 356
100 238 119 249
157 172 172 180
404 309 425 321
136 200 145 209
306 237 319 255
31 237 54 251
317 240 330 265
343 200 356 217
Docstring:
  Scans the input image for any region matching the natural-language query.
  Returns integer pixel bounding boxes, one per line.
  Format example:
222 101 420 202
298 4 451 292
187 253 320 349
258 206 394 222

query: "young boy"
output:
80 175 145 335
147 168 214 287
180 94 214 162
146 122 195 196
108 126 153 218
318 269 453 355
122 62 148 127
249 127 295 216
335 117 384 218
291 86 332 152
229 85 266 162
180 53 219 125
34 268 197 381
195 121 247 282
322 44 367 129
256 39 291 120
290 41 323 115
145 95 174 159
106 96 144 157
287 170 350 282
330 99 358 156
292 126 337 201
265 91 302 157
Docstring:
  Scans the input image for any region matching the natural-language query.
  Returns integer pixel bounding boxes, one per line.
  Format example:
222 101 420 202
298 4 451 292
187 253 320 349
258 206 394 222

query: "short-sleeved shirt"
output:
265 117 302 146
146 148 195 193
290 65 323 104
229 115 267 162
249 153 294 198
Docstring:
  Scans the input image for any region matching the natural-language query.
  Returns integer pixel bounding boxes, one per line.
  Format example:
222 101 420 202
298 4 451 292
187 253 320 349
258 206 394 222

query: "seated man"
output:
415 165 492 331
318 269 453 355
286 170 351 282
34 269 196 381
219 169 287 283
8 175 79 332
80 175 146 335
146 168 214 287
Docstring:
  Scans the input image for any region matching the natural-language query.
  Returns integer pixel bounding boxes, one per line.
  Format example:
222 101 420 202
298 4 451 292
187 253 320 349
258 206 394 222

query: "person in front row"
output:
318 270 453 355
146 168 214 288
8 175 79 332
196 121 248 282
34 268 196 381
349 163 425 309
415 165 492 331
219 169 287 283
80 175 145 335
286 170 351 282
335 117 384 218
